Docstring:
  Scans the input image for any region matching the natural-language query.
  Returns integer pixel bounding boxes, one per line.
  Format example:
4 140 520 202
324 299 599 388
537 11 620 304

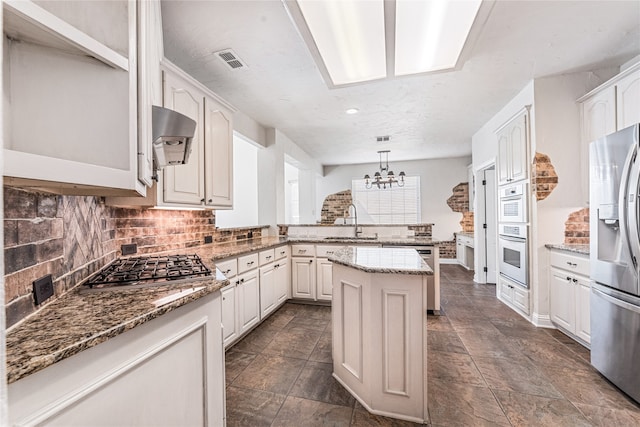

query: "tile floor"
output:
224 264 640 426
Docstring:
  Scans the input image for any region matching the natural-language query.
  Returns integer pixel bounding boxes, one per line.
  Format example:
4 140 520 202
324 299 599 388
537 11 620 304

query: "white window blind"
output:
352 176 420 224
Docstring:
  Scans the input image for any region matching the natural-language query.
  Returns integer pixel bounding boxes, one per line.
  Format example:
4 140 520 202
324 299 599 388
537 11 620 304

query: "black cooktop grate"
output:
85 254 212 289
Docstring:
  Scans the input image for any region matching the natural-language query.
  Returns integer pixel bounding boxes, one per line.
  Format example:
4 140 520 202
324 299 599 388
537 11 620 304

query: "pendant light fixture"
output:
364 150 405 189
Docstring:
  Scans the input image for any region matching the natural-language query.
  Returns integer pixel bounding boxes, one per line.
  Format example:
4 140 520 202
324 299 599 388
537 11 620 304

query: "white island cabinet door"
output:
222 283 238 347
260 265 276 319
162 71 205 205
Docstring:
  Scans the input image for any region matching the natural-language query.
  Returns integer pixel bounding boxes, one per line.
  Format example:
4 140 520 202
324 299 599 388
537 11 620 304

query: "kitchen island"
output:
329 247 432 424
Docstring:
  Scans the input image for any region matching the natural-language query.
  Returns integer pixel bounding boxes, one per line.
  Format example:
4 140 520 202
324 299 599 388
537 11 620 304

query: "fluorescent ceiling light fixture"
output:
288 0 484 86
296 0 386 85
346 108 359 114
395 0 482 76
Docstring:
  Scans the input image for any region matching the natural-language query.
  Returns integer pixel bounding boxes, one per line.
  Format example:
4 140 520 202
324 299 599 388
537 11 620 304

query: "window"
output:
215 134 259 228
352 176 420 224
285 161 300 224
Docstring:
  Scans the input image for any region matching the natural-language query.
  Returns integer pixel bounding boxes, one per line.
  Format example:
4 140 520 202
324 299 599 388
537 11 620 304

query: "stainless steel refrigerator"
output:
590 122 640 403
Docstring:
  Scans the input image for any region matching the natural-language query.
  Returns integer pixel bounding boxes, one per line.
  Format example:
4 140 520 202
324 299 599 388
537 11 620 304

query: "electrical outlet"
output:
33 275 54 305
121 243 137 255
204 235 213 244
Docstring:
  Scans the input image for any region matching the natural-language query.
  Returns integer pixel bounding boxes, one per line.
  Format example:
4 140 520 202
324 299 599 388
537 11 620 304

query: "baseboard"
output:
532 313 554 328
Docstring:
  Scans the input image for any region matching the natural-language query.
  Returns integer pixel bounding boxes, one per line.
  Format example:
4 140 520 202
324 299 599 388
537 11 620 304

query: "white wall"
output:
258 128 322 233
215 135 259 228
318 157 471 241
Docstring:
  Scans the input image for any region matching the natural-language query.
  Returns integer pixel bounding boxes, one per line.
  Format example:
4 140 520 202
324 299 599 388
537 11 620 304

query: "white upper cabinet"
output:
497 109 529 186
162 70 206 205
616 69 640 130
151 62 234 209
204 96 234 208
579 62 640 203
2 0 143 196
137 0 164 187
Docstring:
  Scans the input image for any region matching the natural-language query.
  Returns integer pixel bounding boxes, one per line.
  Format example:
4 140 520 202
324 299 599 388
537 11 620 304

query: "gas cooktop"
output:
84 254 212 290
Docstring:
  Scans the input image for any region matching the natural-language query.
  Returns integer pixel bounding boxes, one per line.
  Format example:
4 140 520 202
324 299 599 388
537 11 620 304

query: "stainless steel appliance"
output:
590 123 640 403
499 182 527 223
382 245 440 312
152 106 197 168
498 224 528 288
83 254 211 291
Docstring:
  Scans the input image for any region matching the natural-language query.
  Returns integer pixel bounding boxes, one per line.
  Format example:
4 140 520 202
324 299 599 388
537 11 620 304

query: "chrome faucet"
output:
348 203 362 237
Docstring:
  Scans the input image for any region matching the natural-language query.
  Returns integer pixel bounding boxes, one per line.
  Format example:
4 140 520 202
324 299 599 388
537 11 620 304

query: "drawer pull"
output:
327 251 334 255
566 276 572 281
224 269 231 274
266 255 272 260
299 249 307 253
572 278 578 283
248 261 254 266
566 261 577 267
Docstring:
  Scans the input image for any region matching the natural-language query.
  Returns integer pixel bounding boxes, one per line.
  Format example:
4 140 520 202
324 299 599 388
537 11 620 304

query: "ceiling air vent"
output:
215 49 247 70
376 136 391 143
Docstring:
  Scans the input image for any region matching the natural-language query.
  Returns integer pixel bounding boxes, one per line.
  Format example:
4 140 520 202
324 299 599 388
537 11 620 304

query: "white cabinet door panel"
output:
204 97 233 208
238 271 260 334
616 70 640 130
275 260 290 304
221 284 238 347
316 258 333 301
550 268 575 333
292 257 315 300
260 265 276 319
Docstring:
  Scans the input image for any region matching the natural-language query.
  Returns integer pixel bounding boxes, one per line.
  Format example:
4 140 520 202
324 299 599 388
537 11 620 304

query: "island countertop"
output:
328 247 433 275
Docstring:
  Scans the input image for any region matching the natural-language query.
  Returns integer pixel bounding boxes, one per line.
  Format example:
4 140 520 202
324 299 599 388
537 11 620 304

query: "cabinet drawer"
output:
549 250 589 276
259 249 275 266
238 253 259 274
216 259 237 279
291 244 315 257
316 245 342 258
513 285 530 315
275 245 290 260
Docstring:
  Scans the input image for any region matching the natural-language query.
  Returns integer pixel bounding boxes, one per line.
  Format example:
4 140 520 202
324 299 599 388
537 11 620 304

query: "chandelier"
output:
364 150 405 189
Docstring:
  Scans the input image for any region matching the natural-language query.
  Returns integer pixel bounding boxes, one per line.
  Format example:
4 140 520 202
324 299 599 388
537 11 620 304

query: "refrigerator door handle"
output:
593 286 640 314
619 145 639 268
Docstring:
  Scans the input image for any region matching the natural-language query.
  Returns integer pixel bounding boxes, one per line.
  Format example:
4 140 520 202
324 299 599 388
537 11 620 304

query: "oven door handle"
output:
499 235 526 243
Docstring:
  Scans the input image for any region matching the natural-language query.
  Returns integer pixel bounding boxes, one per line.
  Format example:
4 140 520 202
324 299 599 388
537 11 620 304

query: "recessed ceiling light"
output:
346 108 359 114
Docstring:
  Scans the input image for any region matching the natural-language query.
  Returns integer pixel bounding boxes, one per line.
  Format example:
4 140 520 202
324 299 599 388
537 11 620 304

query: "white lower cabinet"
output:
221 283 238 347
549 249 591 345
274 259 290 304
292 257 316 300
259 264 277 319
237 270 260 335
498 275 530 316
219 247 291 349
8 293 224 426
316 258 334 301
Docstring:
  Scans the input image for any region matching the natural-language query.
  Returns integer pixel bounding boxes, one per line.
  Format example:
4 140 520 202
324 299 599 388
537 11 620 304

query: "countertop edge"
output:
545 243 590 256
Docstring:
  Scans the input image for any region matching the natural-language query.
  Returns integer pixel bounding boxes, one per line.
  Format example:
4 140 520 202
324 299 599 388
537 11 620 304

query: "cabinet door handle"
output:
200 198 205 203
572 278 578 283
240 278 245 283
208 199 213 203
566 276 572 281
309 259 313 264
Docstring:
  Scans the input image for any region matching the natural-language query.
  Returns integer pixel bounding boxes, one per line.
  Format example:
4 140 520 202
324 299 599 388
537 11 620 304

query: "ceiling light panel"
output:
395 0 482 76
297 0 387 85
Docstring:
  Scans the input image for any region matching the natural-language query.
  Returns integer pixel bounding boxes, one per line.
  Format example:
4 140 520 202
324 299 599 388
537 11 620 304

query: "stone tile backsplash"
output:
3 186 265 328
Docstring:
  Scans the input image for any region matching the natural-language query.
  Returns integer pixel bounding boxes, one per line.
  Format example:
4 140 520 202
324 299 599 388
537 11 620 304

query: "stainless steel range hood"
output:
152 106 197 168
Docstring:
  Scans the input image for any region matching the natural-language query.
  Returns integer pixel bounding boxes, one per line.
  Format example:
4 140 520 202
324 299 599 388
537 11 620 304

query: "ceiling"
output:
161 0 640 166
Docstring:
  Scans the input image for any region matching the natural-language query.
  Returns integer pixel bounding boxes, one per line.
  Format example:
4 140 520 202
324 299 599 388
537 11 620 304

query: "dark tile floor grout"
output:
225 264 640 426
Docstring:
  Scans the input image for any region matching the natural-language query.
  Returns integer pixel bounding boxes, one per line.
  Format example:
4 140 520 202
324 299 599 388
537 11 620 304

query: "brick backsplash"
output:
565 207 589 245
445 182 474 245
320 190 352 224
3 186 264 328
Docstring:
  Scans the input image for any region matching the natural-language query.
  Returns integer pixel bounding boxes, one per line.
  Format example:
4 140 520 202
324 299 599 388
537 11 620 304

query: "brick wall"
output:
445 182 474 246
4 187 264 328
565 207 589 245
438 240 456 259
320 190 352 224
533 152 559 201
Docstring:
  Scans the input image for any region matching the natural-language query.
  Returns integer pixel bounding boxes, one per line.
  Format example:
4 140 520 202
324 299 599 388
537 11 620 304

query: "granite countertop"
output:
545 243 590 255
6 234 434 384
329 247 433 275
279 223 435 227
288 236 443 245
456 231 474 238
